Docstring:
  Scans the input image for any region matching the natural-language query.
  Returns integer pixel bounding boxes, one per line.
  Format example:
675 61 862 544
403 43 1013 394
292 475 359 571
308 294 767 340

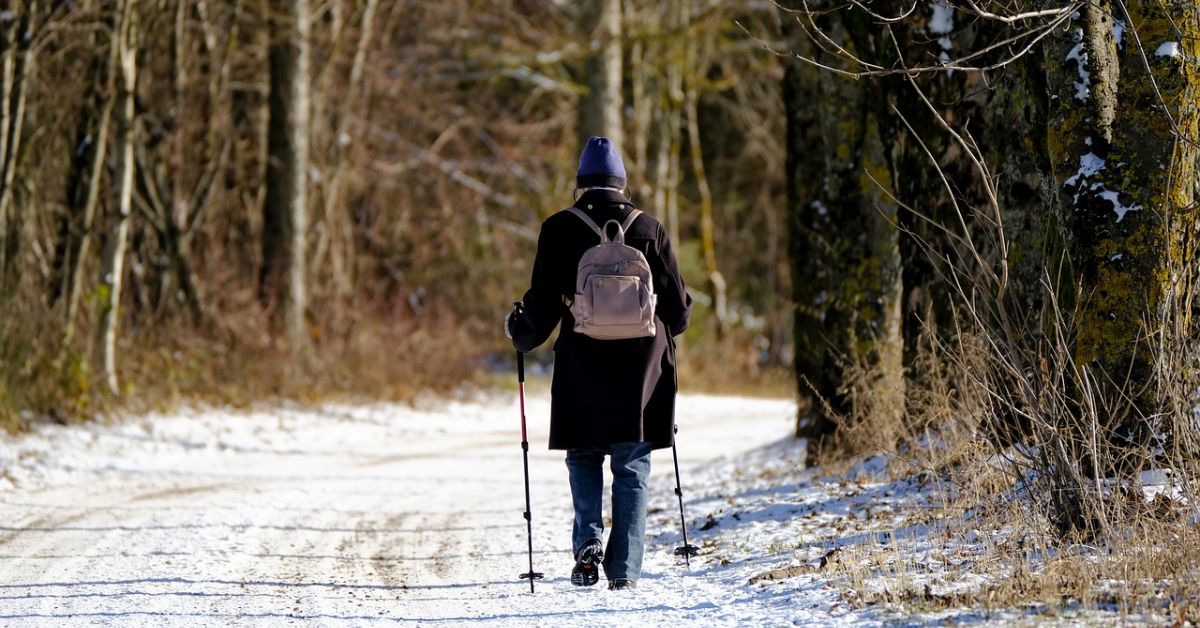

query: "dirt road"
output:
0 394 795 626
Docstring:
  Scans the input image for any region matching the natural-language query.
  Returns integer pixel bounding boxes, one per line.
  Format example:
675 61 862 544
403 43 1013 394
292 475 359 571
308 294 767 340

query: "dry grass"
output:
814 311 1200 618
0 297 484 432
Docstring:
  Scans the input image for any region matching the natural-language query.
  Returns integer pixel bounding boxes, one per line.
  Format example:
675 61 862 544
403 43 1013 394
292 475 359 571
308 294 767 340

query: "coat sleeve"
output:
511 220 564 353
654 222 692 337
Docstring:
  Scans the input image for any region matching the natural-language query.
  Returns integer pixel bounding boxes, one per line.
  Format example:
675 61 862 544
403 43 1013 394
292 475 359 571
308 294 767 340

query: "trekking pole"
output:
515 336 544 592
671 424 700 566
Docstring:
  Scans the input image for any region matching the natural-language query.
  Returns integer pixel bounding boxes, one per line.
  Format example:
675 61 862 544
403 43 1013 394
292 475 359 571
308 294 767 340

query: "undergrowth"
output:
814 316 1200 619
0 297 483 432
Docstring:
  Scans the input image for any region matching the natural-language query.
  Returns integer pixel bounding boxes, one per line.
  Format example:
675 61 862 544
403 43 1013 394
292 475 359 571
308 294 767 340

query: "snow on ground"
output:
0 392 1133 626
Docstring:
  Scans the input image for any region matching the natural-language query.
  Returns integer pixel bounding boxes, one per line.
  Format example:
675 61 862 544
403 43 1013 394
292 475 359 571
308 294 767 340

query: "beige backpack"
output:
565 207 657 340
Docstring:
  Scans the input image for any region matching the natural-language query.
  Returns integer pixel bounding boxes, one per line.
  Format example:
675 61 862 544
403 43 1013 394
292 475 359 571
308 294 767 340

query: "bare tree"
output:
63 16 118 345
317 0 378 305
0 4 35 278
262 0 311 351
578 0 623 150
96 0 139 394
681 1 728 336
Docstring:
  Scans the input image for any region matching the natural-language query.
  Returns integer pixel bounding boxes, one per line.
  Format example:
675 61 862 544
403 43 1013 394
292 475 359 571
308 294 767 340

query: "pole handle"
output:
512 301 527 381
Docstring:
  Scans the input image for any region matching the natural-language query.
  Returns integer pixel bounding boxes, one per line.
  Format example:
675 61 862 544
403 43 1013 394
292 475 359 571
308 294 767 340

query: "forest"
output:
0 0 792 417
2 0 1200 620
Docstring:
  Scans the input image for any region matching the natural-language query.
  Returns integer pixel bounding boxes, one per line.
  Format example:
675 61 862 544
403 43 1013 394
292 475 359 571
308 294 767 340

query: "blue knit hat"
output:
576 136 626 189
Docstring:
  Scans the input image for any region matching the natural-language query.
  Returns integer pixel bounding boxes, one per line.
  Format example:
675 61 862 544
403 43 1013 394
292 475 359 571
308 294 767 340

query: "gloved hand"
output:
505 302 525 340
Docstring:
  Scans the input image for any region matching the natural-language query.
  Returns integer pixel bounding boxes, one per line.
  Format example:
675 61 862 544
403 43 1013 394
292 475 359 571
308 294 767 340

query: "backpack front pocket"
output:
586 275 644 327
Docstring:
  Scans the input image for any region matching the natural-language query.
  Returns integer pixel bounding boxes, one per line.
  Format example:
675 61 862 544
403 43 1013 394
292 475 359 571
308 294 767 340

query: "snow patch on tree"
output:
928 1 953 36
1156 41 1181 58
1066 33 1090 102
1062 147 1141 222
1099 190 1141 223
929 1 953 56
1064 151 1105 187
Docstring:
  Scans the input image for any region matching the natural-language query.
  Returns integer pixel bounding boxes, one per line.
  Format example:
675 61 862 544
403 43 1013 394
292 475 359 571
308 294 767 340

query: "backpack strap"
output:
566 207 604 239
567 206 643 244
620 209 642 234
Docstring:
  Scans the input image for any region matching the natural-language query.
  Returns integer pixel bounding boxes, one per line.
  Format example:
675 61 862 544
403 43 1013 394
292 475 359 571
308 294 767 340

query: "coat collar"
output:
574 188 632 210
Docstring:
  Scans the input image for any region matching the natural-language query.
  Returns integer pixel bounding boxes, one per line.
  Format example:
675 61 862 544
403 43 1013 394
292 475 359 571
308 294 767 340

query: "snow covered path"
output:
0 393 864 627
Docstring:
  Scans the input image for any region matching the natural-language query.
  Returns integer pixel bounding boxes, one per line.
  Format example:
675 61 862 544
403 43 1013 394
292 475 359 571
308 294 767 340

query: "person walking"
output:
506 136 692 591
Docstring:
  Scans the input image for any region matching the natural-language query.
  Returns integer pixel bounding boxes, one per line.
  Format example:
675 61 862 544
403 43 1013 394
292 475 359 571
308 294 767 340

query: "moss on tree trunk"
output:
783 7 904 456
1046 1 1200 439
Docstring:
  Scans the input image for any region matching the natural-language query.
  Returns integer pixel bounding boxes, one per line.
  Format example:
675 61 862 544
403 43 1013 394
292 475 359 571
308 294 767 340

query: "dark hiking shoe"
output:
608 578 636 591
571 540 604 587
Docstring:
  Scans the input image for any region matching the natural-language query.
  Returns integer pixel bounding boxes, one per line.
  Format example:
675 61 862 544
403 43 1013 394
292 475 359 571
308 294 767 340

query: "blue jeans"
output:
565 442 653 582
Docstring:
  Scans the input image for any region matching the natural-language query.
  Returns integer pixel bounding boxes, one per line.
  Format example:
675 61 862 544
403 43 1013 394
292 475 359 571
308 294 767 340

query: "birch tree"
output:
96 0 138 394
63 21 118 344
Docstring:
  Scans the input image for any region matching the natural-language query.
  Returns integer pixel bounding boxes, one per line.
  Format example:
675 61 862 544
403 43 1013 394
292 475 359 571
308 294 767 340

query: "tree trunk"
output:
657 0 684 248
163 0 208 326
321 0 377 304
784 6 905 455
629 27 651 203
262 0 311 351
0 14 15 280
988 52 1060 322
64 86 116 345
97 0 138 395
684 87 727 335
0 6 33 279
578 0 623 153
1046 1 1200 439
781 22 829 438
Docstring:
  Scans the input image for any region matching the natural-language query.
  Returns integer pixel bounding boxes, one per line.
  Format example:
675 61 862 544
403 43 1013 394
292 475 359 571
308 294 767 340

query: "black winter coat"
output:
511 189 692 450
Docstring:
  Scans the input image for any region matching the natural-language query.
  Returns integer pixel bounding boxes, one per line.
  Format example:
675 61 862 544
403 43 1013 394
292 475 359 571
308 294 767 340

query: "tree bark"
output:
578 0 623 153
781 20 829 438
1046 1 1200 436
97 0 138 395
629 25 651 203
685 86 727 335
987 51 1060 322
262 0 311 351
0 5 33 279
784 5 905 454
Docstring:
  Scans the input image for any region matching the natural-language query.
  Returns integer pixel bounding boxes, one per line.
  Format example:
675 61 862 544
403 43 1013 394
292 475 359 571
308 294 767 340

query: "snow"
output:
1061 147 1141 223
929 0 953 71
928 1 954 36
1066 37 1090 101
1064 152 1105 187
1099 190 1141 222
1156 42 1181 58
0 393 1169 625
0 394 849 626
